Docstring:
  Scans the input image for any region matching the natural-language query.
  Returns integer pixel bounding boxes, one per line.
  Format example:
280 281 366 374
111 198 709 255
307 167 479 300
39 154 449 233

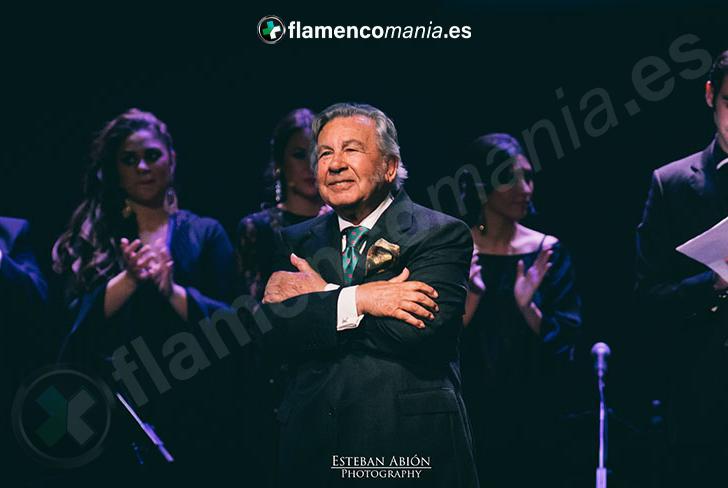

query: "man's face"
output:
315 115 396 216
706 74 728 152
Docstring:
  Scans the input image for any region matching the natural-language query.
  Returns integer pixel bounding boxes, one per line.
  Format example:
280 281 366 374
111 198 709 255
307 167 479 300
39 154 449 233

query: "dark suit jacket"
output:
636 138 728 445
0 216 48 379
0 217 47 313
265 190 479 487
0 217 48 482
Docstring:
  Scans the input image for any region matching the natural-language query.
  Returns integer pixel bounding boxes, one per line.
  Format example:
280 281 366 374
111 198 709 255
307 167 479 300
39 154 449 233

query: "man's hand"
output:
356 268 439 329
262 253 327 303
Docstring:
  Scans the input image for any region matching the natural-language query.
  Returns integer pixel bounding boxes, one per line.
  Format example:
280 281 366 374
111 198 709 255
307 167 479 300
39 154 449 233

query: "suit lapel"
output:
303 212 345 285
353 190 414 284
303 190 416 286
689 141 726 226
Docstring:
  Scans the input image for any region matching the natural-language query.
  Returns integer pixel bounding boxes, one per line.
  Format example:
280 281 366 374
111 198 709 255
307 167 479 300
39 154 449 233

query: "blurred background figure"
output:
235 107 329 488
52 109 236 483
1 216 48 485
236 107 327 299
458 133 581 488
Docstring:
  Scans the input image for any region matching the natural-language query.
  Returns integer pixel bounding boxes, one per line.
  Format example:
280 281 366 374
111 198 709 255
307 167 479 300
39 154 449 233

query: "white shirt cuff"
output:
324 283 365 331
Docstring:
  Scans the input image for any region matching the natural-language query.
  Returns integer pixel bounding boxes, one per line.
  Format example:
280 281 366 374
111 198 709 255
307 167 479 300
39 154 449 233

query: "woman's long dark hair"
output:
265 108 314 204
53 109 174 296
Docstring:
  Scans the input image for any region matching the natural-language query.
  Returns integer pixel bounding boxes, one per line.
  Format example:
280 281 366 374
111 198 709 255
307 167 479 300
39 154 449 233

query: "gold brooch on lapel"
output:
365 238 400 276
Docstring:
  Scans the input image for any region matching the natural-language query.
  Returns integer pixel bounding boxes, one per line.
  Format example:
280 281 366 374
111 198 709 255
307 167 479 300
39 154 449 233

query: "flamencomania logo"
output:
258 15 286 44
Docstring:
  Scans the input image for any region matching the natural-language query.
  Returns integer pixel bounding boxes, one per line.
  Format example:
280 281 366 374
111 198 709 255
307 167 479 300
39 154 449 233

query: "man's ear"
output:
384 156 399 184
706 80 715 109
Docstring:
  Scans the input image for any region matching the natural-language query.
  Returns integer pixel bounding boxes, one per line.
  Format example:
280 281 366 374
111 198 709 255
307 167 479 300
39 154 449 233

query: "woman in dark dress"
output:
53 109 236 482
236 107 327 299
235 108 329 487
459 133 581 488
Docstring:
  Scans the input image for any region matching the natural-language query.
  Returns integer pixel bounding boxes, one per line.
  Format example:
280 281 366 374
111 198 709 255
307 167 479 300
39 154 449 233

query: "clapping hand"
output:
120 238 157 282
514 248 552 310
149 239 174 298
120 238 175 298
469 248 485 295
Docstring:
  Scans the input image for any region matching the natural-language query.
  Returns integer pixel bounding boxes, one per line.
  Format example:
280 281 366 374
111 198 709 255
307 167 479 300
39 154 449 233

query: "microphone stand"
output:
596 364 608 488
591 342 610 488
116 392 175 464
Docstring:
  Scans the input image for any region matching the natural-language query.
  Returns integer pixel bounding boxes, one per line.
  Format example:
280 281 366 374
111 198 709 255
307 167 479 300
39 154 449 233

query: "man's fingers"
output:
394 309 425 329
408 281 438 299
407 292 438 312
389 267 410 283
400 301 435 321
290 253 313 273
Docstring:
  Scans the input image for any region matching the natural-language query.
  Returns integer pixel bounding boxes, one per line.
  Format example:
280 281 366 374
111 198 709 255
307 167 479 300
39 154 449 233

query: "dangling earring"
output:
477 208 487 235
122 198 133 219
163 187 179 214
274 168 283 204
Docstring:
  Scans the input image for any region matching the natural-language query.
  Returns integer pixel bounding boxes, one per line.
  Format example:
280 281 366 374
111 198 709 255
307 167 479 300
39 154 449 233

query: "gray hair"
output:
311 102 408 190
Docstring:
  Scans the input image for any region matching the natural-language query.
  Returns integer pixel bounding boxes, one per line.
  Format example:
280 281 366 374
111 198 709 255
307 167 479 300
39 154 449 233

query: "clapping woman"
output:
459 133 582 488
53 109 236 476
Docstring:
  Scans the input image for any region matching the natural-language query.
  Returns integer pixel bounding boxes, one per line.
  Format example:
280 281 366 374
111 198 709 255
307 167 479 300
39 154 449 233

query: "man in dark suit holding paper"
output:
636 50 728 486
262 103 478 487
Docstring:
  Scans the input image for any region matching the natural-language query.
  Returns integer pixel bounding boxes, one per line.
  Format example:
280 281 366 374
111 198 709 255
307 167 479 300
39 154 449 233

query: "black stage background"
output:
0 3 725 486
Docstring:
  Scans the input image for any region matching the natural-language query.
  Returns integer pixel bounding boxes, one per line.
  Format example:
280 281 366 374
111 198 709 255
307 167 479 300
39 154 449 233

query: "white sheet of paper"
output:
676 215 728 281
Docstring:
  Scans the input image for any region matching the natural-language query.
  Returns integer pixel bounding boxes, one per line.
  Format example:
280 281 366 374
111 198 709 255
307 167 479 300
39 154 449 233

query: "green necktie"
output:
342 226 369 285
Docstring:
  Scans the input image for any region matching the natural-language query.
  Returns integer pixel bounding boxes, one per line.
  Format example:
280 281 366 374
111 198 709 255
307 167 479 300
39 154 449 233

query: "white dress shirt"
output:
323 193 395 331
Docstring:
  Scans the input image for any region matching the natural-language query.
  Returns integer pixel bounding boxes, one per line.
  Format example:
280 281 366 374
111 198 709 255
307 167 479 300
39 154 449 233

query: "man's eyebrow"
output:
317 143 333 151
342 139 365 148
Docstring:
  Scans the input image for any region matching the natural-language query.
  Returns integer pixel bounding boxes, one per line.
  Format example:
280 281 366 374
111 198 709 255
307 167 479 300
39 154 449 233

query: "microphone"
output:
591 342 611 378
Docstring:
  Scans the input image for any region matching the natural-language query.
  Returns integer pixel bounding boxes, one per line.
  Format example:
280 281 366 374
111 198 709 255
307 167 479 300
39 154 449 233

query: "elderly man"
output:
262 103 478 487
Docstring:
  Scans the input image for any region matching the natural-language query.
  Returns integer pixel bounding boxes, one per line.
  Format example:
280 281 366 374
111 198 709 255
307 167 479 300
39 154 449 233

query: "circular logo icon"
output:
12 367 113 468
258 15 286 44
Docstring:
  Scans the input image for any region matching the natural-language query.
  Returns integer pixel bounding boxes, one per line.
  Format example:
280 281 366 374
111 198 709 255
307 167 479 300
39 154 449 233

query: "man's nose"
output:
328 151 348 173
137 159 151 172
